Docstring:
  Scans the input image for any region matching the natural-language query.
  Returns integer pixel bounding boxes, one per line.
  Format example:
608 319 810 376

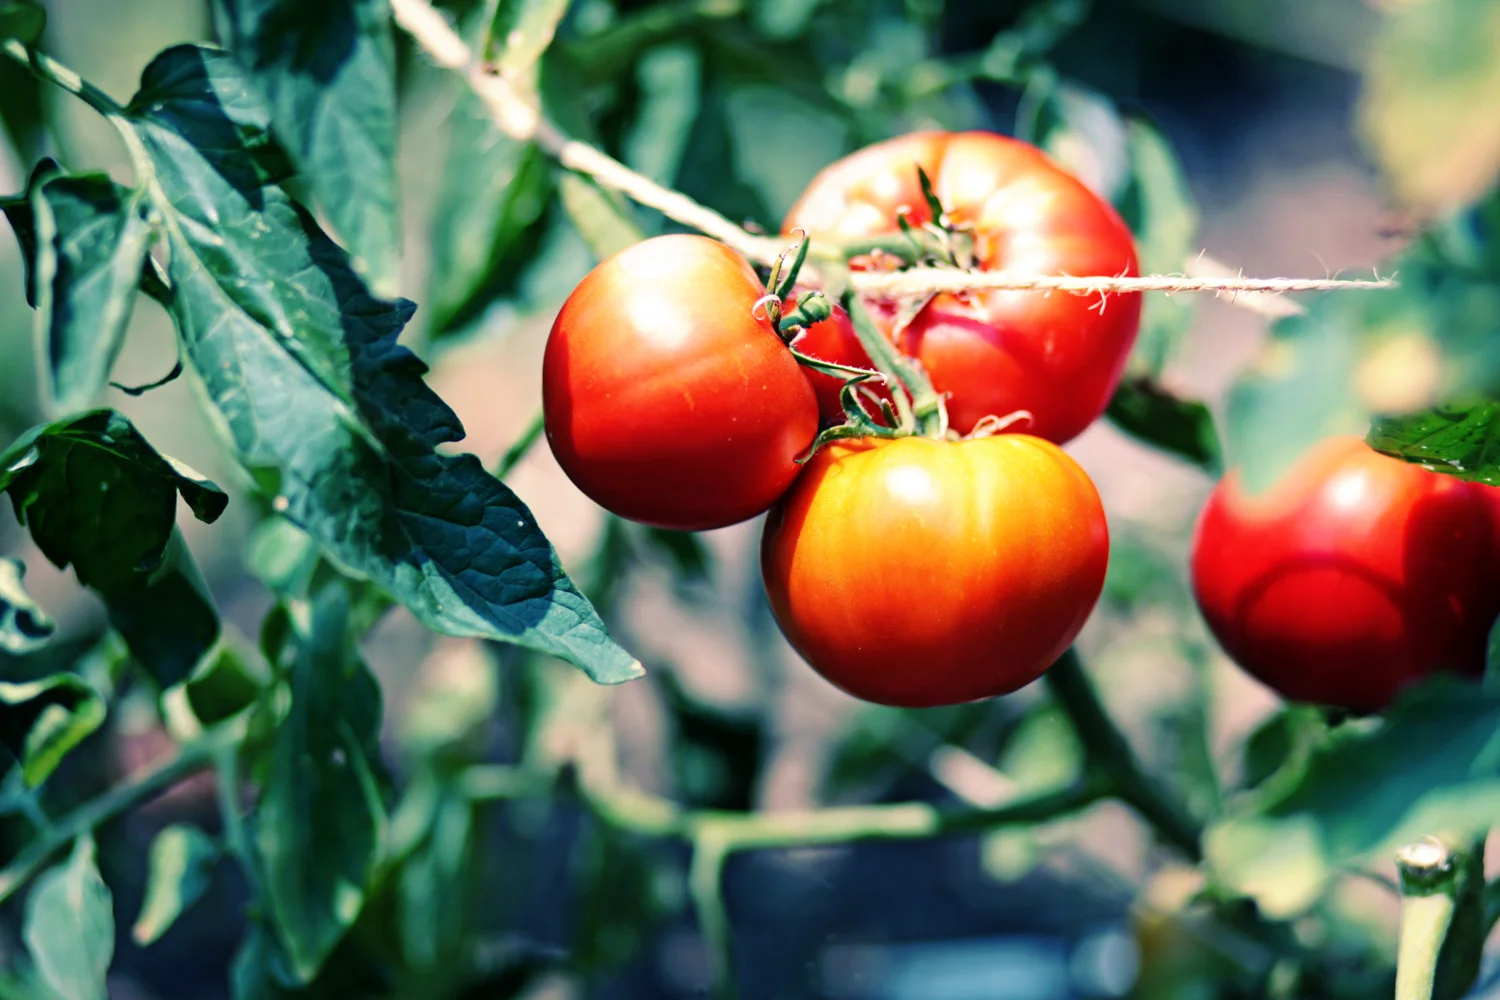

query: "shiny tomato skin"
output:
784 131 1141 443
1190 436 1500 712
543 235 819 531
761 434 1109 707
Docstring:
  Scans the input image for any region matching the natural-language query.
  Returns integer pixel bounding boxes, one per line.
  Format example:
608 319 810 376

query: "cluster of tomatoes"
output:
541 130 1500 714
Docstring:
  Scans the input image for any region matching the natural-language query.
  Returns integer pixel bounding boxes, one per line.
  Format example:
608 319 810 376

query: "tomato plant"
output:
543 234 818 530
762 434 1108 707
1191 435 1500 712
784 131 1141 443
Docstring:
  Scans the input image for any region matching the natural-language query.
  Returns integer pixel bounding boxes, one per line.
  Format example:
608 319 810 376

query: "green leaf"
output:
23 837 113 1000
123 45 639 685
1207 679 1500 919
0 44 46 163
132 824 220 946
396 779 477 969
1 157 61 309
1360 0 1500 215
0 1 44 44
622 44 701 191
493 0 571 79
558 172 643 260
0 409 225 687
1366 400 1500 486
184 637 270 729
31 173 152 414
1106 376 1222 474
1117 118 1198 376
0 673 105 787
255 578 388 983
213 0 401 295
0 559 54 655
428 91 553 331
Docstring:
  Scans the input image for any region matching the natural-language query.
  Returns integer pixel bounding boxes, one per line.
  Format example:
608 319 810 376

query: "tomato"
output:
783 131 1140 443
761 434 1109 706
543 235 819 531
1190 436 1500 712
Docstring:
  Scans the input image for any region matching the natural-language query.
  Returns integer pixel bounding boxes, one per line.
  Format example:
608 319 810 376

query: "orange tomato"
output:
761 434 1109 706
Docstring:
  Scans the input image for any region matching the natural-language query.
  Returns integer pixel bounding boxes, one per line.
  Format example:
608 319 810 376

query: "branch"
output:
391 0 1397 304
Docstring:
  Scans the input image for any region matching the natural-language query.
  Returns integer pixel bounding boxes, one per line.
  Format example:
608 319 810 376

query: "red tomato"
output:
785 297 890 425
783 131 1141 443
543 235 819 531
1191 436 1500 712
762 435 1109 706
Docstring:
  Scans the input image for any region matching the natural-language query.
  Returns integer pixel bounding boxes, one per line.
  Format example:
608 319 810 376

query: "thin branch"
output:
391 0 1396 304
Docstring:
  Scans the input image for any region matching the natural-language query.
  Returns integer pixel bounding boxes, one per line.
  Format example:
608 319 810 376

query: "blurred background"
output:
0 0 1491 997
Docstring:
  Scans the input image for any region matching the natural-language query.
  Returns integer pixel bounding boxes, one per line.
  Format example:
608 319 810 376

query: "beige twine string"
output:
390 0 1397 306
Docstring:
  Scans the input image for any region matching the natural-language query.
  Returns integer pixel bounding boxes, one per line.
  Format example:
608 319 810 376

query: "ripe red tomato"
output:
761 434 1109 706
543 235 819 531
1191 436 1500 712
783 131 1140 443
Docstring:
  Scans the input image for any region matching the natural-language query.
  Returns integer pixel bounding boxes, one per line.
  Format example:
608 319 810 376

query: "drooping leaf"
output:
1 157 61 308
23 837 113 1000
133 824 220 946
30 173 152 414
1106 376 1222 474
254 578 387 983
122 45 639 684
0 559 54 655
1117 118 1198 376
1207 678 1500 919
0 0 44 44
1360 0 1500 215
1366 400 1500 486
0 408 224 687
428 90 553 331
212 0 401 295
0 673 105 787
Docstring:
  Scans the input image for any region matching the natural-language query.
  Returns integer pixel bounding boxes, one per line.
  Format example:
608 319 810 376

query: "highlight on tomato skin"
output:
541 234 820 532
1189 435 1500 713
761 433 1110 708
783 130 1141 445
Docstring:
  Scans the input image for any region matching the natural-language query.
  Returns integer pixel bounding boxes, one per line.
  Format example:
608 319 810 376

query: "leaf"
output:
184 637 270 729
1106 376 1222 473
123 45 640 684
493 0 571 79
0 673 105 787
396 778 477 969
622 43 701 190
0 559 54 655
254 578 388 983
558 172 642 260
1 157 61 309
1360 0 1500 215
0 409 224 687
1207 678 1500 919
23 837 113 1000
213 0 401 295
1365 400 1500 486
0 43 46 163
428 90 553 331
31 172 153 413
1117 118 1198 376
133 824 220 946
0 0 44 44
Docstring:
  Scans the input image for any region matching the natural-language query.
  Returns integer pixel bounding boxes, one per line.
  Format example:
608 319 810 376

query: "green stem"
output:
1044 648 1204 861
690 832 736 1000
840 288 946 437
494 409 546 479
0 736 222 905
1396 842 1460 1000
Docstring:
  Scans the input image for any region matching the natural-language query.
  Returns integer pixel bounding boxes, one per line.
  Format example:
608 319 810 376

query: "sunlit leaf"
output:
122 45 639 684
1365 400 1500 486
133 824 220 946
0 673 105 787
213 0 401 295
23 837 113 1000
0 559 53 655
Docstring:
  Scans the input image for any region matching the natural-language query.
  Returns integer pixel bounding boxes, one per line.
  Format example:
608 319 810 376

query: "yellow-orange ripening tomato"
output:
784 131 1141 444
543 235 820 531
1191 436 1500 712
761 435 1109 707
